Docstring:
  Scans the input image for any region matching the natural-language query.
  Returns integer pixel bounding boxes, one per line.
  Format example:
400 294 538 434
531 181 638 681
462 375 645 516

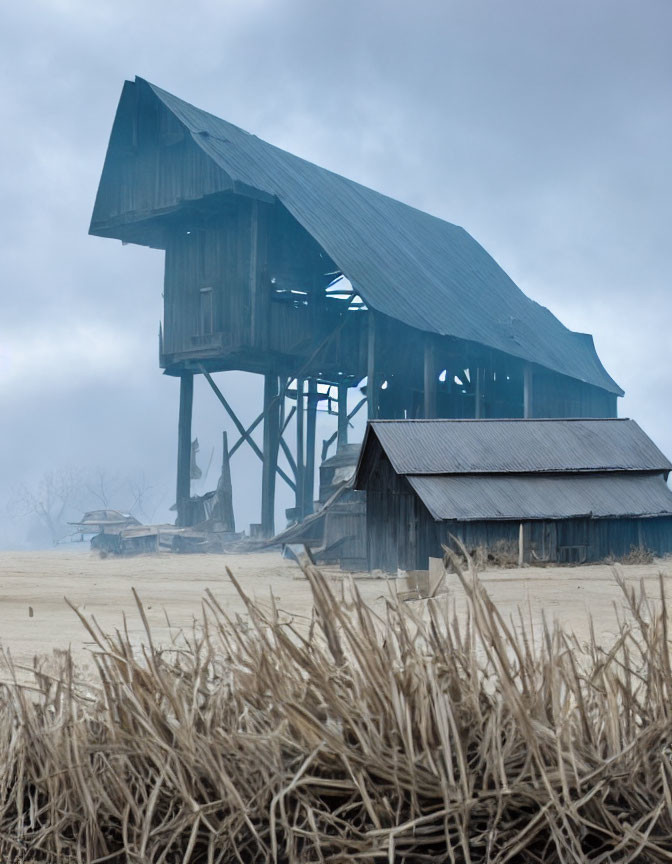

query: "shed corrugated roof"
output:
93 78 621 395
407 473 672 521
361 419 672 476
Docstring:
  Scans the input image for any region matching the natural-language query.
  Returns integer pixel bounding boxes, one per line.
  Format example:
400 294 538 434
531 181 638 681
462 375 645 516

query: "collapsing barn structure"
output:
90 77 622 541
355 418 672 571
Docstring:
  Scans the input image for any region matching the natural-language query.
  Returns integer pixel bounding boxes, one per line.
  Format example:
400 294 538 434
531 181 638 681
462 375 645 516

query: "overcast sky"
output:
1 0 670 546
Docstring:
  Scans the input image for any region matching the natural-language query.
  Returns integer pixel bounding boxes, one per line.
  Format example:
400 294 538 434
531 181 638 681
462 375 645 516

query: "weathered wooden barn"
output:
89 77 622 538
354 418 672 571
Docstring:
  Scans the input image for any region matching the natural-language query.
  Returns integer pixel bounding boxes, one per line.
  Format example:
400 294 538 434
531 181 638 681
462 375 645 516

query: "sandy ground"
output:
0 546 671 676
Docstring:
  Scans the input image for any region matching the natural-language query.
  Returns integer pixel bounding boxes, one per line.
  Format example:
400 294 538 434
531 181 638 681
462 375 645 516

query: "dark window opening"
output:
324 274 368 310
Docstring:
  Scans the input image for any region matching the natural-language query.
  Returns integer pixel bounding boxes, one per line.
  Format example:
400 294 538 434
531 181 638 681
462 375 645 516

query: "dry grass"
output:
462 540 520 571
610 545 656 566
1 553 672 862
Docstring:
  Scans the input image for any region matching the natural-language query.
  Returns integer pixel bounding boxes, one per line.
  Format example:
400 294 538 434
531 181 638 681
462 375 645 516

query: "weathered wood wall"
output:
531 368 618 419
161 198 367 379
366 322 616 422
368 503 672 572
93 83 233 233
445 516 672 565
363 437 437 571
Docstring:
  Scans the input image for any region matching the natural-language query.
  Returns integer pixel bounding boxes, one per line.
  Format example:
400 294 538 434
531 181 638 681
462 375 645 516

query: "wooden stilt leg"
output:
176 372 194 527
524 364 533 419
337 383 348 451
217 431 235 533
304 379 317 517
475 368 482 419
424 337 436 419
367 313 377 420
261 373 280 537
295 378 305 517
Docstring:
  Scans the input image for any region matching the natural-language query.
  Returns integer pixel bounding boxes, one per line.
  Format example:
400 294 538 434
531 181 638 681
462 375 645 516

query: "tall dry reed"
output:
1 554 672 863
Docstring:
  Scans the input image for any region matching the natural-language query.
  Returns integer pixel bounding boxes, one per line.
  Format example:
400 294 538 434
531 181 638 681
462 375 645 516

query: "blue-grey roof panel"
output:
408 473 672 521
135 79 621 395
366 418 672 475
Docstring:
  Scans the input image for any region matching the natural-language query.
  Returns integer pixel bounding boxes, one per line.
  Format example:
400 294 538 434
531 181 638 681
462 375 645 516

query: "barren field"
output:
0 546 671 674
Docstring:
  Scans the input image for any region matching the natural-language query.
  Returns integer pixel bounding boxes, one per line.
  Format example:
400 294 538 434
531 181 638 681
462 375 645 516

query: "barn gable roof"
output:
90 77 621 395
356 418 672 478
355 418 672 522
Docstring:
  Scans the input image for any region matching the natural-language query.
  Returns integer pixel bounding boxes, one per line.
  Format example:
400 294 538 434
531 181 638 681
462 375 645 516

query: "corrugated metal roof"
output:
407 473 672 521
363 418 672 476
110 78 620 395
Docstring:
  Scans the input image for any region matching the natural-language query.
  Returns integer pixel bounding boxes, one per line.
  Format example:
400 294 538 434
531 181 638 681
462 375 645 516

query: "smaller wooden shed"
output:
354 419 672 571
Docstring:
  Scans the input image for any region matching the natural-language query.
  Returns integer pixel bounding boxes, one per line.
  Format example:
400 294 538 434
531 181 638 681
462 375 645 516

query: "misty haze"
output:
2 0 670 548
1 1 672 860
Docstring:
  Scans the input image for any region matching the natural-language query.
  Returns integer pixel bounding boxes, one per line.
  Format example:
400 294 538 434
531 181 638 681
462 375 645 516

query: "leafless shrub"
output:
448 538 519 571
1 558 672 861
8 468 84 544
8 467 166 545
485 538 520 568
611 544 656 565
467 543 489 571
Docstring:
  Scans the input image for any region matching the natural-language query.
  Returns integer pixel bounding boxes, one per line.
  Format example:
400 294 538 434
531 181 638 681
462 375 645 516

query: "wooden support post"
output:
176 372 194 527
214 431 235 533
337 383 348 451
295 378 305 517
523 364 533 419
304 379 317 517
518 522 531 566
261 373 280 538
367 312 377 420
474 368 482 419
423 337 437 419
